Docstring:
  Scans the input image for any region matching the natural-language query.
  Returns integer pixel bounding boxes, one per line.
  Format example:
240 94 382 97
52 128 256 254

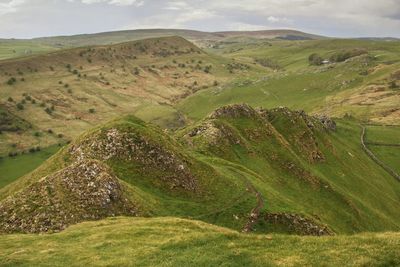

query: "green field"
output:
0 217 399 267
0 41 57 60
365 125 400 144
0 145 61 189
368 146 400 174
0 31 399 266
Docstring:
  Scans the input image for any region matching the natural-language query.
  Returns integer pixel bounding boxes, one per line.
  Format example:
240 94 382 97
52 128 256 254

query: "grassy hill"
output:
0 29 324 61
0 217 399 267
180 39 400 125
0 36 267 156
0 105 399 235
0 31 399 265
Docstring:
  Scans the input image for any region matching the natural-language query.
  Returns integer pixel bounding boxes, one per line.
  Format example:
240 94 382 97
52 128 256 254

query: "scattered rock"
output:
264 212 334 236
0 160 137 233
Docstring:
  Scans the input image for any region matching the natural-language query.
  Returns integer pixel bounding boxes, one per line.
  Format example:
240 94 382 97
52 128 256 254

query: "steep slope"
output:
178 104 400 233
0 36 266 155
1 105 399 235
0 115 253 233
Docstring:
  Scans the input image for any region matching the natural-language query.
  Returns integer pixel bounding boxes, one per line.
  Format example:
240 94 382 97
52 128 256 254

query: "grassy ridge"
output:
0 217 399 267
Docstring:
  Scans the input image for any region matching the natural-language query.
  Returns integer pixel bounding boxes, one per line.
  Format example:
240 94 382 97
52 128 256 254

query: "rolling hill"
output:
1 105 399 235
0 29 399 266
0 36 267 156
0 29 324 61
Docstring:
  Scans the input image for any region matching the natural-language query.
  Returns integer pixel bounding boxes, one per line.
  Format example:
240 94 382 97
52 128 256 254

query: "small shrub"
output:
89 108 96 113
7 77 16 85
7 97 13 102
16 103 24 110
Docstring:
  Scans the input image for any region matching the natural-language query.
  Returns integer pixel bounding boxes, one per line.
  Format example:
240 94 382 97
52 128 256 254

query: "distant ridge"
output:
24 28 326 48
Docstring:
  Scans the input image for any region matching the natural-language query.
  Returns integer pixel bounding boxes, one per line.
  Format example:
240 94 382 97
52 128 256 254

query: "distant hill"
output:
0 36 267 155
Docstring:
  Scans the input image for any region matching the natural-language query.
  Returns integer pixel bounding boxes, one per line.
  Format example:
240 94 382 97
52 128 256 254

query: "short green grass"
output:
368 145 400 174
0 217 399 267
0 41 57 60
0 145 61 189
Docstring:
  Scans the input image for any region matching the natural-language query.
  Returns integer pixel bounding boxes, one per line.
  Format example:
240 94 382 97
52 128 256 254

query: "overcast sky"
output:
0 0 399 39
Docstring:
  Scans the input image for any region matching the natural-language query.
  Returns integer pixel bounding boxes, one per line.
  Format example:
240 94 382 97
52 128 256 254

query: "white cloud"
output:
0 0 25 16
0 0 400 38
72 0 144 6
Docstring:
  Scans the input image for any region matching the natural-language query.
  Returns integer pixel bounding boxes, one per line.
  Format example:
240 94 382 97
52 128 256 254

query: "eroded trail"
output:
242 182 264 233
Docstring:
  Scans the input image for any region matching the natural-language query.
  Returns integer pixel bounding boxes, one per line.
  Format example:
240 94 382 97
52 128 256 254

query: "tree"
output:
308 53 323 66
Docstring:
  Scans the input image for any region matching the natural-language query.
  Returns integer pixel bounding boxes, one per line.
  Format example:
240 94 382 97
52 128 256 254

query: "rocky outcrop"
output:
317 115 336 131
264 212 334 236
69 127 198 191
0 160 137 233
208 103 260 119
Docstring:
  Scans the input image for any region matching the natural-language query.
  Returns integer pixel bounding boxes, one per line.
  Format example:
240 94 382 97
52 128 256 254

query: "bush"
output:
7 97 13 102
45 107 52 114
57 133 64 138
89 108 96 113
329 49 367 63
389 81 398 89
16 103 24 110
308 53 323 66
8 151 18 157
34 132 40 137
256 58 282 69
7 77 16 85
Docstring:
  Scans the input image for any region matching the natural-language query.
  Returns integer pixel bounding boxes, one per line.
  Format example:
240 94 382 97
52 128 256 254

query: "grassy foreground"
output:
0 217 399 267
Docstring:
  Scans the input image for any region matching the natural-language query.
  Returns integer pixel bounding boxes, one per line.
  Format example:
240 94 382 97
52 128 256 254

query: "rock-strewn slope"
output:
0 160 136 233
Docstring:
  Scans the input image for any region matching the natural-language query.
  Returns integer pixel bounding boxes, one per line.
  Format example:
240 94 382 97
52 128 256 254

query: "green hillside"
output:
180 39 400 125
0 30 399 266
1 217 399 267
0 36 267 157
1 106 399 235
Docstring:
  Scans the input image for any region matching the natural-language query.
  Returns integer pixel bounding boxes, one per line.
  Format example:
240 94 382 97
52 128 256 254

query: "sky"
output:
0 0 399 39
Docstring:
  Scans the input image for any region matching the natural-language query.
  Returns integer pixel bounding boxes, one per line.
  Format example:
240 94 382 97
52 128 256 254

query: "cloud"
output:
71 0 144 6
0 0 399 38
0 0 25 16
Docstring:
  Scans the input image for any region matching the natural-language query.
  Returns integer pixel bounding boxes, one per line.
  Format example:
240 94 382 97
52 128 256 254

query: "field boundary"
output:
360 125 400 182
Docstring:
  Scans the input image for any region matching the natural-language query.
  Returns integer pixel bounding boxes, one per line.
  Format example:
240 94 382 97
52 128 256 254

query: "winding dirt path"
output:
242 181 264 233
360 125 400 182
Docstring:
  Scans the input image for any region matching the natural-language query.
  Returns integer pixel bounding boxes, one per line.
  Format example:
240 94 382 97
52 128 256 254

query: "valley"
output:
0 28 399 266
